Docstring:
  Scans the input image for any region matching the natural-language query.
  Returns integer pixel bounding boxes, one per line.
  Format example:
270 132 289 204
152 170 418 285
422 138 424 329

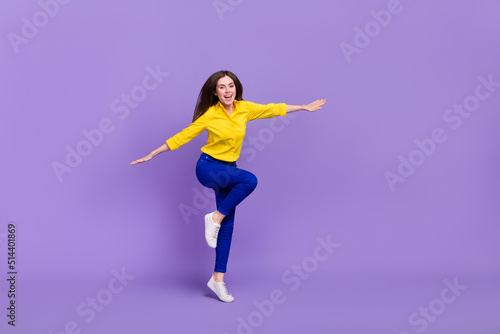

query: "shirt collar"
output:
216 100 239 113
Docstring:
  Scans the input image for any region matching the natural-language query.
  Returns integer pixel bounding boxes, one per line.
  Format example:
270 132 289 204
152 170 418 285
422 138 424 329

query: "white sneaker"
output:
205 212 220 248
207 276 235 302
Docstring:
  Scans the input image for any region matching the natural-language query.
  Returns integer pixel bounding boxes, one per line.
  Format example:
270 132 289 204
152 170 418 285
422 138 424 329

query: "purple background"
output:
1 0 499 333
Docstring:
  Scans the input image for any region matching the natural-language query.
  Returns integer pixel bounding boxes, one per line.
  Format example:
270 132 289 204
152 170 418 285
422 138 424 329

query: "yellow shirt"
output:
166 100 287 162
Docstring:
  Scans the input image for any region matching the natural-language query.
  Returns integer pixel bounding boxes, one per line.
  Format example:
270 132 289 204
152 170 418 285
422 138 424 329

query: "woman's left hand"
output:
305 99 326 112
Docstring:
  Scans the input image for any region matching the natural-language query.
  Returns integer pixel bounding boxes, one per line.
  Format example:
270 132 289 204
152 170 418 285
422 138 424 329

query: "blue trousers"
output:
195 153 258 273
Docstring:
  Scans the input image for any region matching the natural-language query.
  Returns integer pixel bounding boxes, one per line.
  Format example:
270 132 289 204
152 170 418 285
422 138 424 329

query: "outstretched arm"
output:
286 99 326 114
130 143 170 165
131 114 206 166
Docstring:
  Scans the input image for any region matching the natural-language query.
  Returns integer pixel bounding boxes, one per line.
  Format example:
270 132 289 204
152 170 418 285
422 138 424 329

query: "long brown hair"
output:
192 70 243 122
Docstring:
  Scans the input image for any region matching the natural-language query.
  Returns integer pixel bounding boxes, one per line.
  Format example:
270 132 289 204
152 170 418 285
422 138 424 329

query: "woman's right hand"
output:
130 154 153 165
130 143 170 165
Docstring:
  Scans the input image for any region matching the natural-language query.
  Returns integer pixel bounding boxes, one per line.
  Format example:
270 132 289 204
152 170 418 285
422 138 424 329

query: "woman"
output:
131 70 326 302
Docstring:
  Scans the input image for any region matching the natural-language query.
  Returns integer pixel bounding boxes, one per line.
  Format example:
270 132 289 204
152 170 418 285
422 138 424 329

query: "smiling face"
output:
214 75 236 109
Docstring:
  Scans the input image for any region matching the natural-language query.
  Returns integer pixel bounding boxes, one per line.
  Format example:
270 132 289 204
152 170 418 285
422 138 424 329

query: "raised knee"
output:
246 173 258 190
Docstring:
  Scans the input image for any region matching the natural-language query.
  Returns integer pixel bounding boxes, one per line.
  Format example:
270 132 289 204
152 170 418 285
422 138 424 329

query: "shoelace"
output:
219 282 232 296
211 223 220 239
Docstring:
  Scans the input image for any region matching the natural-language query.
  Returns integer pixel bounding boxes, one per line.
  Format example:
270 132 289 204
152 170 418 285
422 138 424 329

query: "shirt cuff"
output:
166 138 178 151
278 103 287 116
